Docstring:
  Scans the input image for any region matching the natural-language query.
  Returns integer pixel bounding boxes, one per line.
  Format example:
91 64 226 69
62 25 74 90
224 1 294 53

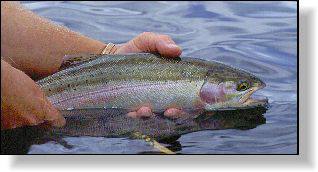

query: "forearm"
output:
1 2 106 77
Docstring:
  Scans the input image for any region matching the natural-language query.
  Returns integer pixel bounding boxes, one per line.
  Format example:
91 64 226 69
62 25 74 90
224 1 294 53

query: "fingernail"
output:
166 43 181 50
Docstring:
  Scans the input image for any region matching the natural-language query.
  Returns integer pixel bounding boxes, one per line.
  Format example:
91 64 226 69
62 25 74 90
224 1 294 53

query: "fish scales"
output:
37 53 210 111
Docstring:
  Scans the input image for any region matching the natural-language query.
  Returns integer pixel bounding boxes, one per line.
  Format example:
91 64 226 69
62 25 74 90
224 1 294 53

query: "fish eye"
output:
237 81 250 91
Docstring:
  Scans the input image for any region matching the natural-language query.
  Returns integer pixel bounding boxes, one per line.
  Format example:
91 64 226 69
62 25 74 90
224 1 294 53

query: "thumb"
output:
117 32 182 58
134 32 182 58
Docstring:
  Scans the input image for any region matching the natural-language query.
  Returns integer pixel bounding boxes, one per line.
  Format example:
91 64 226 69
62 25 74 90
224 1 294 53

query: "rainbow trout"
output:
37 53 267 112
35 53 268 139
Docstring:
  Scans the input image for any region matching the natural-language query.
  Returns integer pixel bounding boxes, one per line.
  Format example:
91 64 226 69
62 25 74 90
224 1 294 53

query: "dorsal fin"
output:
59 54 103 70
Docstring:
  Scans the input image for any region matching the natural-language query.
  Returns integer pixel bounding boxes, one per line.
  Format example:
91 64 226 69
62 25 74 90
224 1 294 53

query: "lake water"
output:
17 1 297 154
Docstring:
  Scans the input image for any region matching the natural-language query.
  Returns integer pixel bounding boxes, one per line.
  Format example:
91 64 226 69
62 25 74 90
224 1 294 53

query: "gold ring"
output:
101 43 117 55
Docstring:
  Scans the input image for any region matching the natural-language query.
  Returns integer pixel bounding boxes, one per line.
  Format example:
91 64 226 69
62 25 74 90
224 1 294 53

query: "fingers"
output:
163 108 184 119
20 69 66 127
1 60 65 129
116 32 182 58
27 81 66 128
126 106 185 119
156 40 181 57
127 106 154 118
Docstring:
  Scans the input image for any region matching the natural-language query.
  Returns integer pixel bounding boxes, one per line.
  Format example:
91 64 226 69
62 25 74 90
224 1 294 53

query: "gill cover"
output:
199 81 225 104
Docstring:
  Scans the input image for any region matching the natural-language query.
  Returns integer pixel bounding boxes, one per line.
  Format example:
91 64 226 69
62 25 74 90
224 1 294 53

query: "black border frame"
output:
0 0 299 155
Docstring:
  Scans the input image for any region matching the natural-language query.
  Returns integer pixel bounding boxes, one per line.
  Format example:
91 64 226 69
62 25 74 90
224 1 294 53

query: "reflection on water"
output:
6 1 296 154
1 106 267 154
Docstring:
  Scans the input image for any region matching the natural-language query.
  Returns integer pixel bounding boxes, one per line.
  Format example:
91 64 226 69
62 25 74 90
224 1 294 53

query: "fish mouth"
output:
239 84 267 106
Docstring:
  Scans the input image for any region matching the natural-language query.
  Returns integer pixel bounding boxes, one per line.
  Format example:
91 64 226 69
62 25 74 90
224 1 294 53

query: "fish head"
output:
199 62 267 110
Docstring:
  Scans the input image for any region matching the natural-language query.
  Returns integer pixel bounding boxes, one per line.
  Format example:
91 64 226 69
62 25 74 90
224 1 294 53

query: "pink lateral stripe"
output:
49 81 186 109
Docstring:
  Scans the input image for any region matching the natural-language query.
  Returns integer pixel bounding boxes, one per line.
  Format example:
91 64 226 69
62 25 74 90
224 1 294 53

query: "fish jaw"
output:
239 81 266 104
242 82 268 107
242 96 268 108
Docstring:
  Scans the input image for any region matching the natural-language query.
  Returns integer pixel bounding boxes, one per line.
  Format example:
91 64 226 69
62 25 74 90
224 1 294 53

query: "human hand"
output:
1 60 66 130
114 32 182 58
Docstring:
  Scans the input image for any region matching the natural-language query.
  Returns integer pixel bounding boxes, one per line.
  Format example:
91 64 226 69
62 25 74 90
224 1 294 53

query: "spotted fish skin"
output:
37 53 263 111
37 53 206 111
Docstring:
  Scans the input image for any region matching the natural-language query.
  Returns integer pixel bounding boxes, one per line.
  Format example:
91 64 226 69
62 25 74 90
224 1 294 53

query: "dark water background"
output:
19 1 297 154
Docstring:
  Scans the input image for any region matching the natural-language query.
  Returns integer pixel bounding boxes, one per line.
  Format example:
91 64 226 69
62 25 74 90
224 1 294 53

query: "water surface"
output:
19 1 297 154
